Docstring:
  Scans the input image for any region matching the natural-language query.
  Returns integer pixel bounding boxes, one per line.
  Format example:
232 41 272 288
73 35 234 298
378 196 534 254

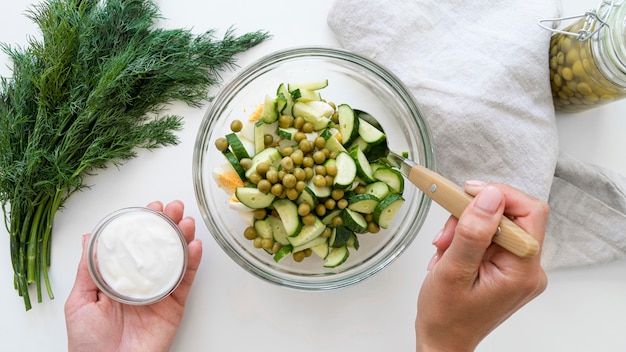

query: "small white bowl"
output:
87 207 188 305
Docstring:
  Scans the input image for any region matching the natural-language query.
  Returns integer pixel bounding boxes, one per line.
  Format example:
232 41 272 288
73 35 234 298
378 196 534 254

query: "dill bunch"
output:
0 0 269 310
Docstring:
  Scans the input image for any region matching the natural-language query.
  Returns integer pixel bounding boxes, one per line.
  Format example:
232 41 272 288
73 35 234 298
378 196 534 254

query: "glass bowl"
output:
193 46 435 290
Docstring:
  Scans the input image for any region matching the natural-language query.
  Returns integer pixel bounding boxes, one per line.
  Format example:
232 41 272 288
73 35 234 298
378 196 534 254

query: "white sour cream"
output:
91 208 187 303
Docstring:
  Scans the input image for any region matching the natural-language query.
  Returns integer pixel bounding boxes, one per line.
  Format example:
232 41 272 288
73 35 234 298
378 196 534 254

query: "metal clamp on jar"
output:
539 0 626 113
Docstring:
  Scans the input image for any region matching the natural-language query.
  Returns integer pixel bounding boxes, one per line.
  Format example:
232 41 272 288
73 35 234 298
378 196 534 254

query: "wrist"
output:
415 342 474 352
416 340 476 352
415 322 477 352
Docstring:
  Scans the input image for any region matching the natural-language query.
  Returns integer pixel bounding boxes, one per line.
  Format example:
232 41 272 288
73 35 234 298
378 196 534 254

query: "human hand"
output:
65 200 203 352
415 182 548 352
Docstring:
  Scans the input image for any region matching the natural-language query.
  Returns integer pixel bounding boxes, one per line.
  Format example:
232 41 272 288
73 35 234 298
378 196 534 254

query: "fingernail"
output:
466 180 486 187
427 253 438 271
464 180 486 193
474 186 502 214
147 200 163 210
432 229 443 245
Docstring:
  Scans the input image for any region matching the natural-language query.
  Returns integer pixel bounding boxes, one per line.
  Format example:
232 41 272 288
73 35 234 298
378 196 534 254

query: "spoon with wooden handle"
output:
355 109 539 258
385 151 539 258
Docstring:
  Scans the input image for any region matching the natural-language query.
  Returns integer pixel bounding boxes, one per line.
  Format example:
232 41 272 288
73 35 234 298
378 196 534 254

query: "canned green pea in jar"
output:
543 0 626 113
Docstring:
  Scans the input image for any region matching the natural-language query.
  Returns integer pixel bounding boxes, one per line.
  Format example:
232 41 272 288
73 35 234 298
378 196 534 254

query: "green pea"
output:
244 226 257 240
230 119 243 132
257 179 271 194
282 174 297 189
215 137 229 151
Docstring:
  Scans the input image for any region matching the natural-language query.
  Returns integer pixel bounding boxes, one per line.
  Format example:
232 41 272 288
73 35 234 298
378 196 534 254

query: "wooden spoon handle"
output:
407 164 539 258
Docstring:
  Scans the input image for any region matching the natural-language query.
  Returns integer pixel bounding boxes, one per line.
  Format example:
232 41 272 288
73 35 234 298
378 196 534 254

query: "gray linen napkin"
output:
327 0 626 269
545 153 626 268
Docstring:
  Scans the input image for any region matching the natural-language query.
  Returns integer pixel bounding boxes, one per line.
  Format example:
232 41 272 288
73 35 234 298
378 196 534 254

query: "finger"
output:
163 200 185 224
490 184 549 246
185 239 203 284
178 216 196 244
442 186 504 276
147 200 164 212
427 216 457 270
465 182 549 246
465 181 537 217
171 238 203 305
66 234 99 304
433 215 457 251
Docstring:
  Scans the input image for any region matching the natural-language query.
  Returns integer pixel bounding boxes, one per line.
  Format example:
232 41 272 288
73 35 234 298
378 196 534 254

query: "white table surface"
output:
1 0 625 351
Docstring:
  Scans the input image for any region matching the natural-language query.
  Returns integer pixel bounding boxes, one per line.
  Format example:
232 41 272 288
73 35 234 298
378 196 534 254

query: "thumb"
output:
443 186 504 276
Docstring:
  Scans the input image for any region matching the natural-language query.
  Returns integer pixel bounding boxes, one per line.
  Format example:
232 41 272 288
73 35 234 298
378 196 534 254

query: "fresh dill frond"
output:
0 0 269 310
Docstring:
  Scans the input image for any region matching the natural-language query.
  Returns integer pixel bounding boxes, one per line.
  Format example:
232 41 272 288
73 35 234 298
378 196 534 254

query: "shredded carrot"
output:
248 103 263 122
217 170 246 192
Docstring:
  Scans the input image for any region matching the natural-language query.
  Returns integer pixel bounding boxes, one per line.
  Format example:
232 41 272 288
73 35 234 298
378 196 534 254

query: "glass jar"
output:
87 207 188 305
545 0 626 113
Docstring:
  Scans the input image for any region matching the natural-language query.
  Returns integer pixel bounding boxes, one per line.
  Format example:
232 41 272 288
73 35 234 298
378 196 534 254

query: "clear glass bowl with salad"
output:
193 46 435 290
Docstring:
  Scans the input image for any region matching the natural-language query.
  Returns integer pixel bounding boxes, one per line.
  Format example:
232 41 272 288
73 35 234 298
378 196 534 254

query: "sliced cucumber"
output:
321 209 342 225
262 121 280 144
245 147 282 179
273 199 302 237
341 208 368 233
349 145 375 183
260 94 278 123
254 218 272 239
288 79 329 91
267 215 290 245
225 132 250 160
292 235 327 253
337 104 359 146
277 138 297 150
235 187 276 209
374 193 406 229
329 225 353 248
222 149 246 181
311 241 330 259
323 246 349 268
323 157 337 169
276 83 295 115
364 181 390 200
297 186 317 208
319 128 333 140
323 134 347 155
275 93 288 116
291 88 321 102
347 193 379 214
355 109 383 130
307 180 331 198
273 244 292 262
358 117 386 145
333 151 357 189
287 217 325 247
347 233 360 250
253 120 265 154
277 126 298 140
373 167 404 193
348 137 370 154
292 101 333 130
369 162 388 174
